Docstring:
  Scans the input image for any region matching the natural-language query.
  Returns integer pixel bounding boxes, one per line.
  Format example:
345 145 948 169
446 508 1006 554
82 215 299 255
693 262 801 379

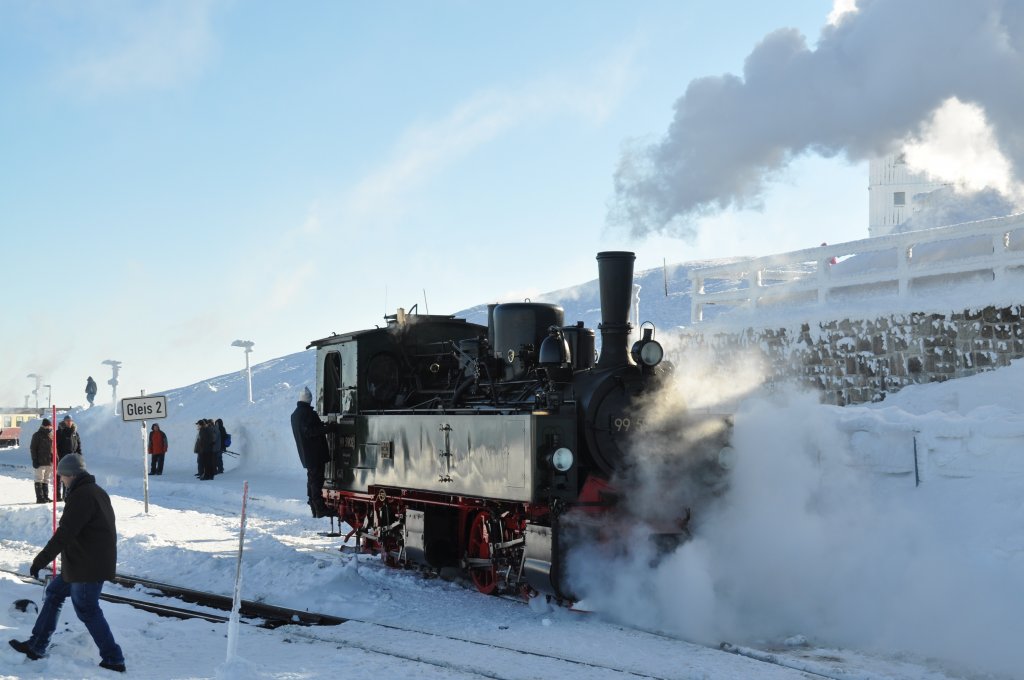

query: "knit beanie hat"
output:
41 418 51 427
57 453 87 477
299 386 313 403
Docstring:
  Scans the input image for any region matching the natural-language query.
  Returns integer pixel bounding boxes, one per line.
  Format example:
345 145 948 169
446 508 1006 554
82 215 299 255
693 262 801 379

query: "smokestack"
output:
595 251 635 369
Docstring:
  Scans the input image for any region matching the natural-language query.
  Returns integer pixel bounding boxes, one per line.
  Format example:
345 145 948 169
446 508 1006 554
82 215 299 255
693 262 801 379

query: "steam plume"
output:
611 0 1024 238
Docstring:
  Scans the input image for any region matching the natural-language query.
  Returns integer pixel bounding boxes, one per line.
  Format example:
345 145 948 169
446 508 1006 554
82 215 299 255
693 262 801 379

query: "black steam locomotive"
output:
307 251 731 600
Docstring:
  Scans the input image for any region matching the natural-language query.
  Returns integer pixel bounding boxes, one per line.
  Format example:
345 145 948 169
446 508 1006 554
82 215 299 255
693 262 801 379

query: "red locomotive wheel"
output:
466 511 498 594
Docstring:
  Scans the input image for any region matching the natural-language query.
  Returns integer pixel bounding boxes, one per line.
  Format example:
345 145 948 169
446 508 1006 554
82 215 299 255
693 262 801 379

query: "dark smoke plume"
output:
610 0 1024 238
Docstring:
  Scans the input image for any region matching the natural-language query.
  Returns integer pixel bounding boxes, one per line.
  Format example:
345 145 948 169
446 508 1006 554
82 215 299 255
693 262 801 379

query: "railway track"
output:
2 566 829 679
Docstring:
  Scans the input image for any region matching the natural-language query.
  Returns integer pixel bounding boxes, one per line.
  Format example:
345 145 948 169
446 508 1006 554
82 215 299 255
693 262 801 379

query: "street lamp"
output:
231 340 255 404
102 359 122 414
43 384 52 410
26 373 42 411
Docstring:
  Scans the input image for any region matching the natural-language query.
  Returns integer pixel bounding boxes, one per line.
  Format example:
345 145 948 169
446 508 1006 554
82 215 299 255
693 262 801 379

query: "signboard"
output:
121 395 168 422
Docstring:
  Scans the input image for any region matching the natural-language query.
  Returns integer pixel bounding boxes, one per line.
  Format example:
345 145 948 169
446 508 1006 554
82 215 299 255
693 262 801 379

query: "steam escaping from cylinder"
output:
595 251 636 369
563 374 1024 678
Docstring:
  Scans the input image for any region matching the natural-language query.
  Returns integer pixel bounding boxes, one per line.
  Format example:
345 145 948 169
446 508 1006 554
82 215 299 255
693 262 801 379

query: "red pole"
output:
51 405 57 575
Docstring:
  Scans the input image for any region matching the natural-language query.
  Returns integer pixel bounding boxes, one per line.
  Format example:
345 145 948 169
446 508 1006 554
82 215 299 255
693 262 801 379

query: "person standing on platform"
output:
148 424 168 475
29 419 54 504
55 415 82 501
290 386 330 517
214 418 228 474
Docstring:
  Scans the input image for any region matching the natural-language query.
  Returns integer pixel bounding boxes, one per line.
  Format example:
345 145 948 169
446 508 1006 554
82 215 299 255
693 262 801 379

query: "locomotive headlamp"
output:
631 323 664 367
550 447 574 472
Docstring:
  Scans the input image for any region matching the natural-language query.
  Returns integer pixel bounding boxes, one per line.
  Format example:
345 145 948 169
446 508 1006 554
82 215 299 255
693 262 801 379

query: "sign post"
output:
121 394 167 514
50 405 57 576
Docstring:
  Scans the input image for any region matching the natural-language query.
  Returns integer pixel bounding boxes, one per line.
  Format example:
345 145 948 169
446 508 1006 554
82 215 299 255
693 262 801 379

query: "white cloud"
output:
59 0 219 94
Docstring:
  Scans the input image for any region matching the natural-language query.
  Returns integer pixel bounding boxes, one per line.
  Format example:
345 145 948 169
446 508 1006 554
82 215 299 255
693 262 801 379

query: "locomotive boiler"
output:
307 251 731 600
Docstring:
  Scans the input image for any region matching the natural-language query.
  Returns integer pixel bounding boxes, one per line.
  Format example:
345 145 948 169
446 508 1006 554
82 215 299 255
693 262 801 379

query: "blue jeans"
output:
27 574 124 665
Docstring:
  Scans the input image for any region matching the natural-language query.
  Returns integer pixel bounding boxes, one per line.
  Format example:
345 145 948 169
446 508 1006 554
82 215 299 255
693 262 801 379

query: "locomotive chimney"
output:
595 251 636 369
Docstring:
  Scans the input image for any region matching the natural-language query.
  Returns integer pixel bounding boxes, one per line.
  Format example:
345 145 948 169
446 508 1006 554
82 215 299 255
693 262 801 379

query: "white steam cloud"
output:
611 0 1024 237
566 385 1024 677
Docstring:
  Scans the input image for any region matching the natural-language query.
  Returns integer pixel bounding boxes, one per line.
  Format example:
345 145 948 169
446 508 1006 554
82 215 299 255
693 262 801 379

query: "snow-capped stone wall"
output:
679 304 1024 405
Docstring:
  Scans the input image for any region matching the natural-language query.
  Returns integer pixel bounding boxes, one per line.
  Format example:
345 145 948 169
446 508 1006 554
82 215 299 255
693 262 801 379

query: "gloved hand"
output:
29 558 45 581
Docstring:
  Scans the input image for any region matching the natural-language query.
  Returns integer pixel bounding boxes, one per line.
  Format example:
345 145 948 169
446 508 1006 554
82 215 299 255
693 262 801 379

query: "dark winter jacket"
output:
148 428 168 455
216 420 228 452
194 422 218 454
56 421 82 458
31 473 117 583
29 426 53 468
291 401 329 470
85 377 97 397
211 423 223 453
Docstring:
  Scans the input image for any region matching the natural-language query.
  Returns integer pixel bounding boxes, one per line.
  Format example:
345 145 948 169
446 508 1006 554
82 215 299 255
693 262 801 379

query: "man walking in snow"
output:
9 454 126 673
290 386 331 517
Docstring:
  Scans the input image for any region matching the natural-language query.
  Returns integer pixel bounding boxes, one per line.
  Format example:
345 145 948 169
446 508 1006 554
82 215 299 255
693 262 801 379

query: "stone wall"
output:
680 304 1024 405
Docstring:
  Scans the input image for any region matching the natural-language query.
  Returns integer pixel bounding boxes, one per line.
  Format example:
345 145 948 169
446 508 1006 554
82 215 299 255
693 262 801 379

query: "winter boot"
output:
54 483 62 502
33 483 45 504
9 639 43 660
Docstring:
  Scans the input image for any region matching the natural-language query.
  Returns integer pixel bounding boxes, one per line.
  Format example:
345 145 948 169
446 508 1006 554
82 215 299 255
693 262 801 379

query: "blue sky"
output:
1 1 871 408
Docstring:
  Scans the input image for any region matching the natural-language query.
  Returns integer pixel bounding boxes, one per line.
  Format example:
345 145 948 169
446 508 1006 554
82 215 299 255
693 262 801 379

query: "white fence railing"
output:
689 213 1024 323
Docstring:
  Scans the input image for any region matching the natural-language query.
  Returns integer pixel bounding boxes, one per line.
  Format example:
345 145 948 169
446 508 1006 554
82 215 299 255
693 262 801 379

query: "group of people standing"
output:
28 412 228 483
28 414 82 504
193 418 228 480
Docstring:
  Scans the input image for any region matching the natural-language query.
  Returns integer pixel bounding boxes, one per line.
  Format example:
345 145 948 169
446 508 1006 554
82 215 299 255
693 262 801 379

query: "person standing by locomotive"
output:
55 414 82 501
84 376 98 408
29 419 54 504
290 387 330 517
148 423 168 475
8 454 126 673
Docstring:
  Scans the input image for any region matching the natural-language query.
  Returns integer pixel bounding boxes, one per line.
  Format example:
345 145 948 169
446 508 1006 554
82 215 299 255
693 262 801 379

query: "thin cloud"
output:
342 48 636 227
58 0 219 95
267 262 317 311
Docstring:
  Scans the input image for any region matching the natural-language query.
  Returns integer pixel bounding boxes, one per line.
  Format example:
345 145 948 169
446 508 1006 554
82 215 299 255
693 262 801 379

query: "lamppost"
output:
231 340 255 404
26 373 42 411
43 384 52 410
102 359 122 414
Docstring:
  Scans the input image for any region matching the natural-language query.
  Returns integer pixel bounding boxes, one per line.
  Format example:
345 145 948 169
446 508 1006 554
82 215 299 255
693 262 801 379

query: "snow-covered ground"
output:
2 335 1023 679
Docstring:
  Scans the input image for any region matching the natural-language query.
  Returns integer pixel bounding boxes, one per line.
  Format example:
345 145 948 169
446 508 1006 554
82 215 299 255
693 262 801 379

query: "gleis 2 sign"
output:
121 396 168 421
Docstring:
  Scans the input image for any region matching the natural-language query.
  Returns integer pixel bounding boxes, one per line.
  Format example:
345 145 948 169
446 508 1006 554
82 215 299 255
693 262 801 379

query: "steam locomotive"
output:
307 251 731 600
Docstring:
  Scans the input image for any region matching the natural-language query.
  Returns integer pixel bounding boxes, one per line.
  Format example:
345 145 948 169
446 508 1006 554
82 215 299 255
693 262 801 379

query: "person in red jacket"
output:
148 423 168 475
